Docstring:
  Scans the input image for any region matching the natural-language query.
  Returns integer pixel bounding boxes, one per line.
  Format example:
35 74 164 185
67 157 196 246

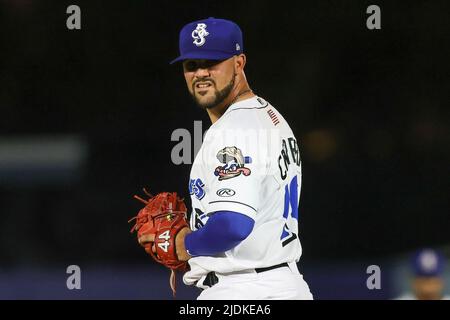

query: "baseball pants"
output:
197 262 313 300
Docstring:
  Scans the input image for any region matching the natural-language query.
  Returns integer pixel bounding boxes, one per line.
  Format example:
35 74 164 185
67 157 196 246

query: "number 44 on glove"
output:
129 190 190 297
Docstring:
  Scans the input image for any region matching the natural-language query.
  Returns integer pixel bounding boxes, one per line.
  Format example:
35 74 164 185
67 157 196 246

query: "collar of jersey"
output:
224 95 259 114
209 96 259 129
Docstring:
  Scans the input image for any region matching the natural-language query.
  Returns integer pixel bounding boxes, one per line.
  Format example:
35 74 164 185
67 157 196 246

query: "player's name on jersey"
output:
278 137 301 180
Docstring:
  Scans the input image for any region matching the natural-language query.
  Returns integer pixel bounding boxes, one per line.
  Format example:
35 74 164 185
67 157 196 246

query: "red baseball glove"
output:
129 190 189 296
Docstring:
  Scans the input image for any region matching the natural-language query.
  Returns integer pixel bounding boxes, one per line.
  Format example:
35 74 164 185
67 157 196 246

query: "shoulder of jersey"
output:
393 293 416 300
216 96 273 130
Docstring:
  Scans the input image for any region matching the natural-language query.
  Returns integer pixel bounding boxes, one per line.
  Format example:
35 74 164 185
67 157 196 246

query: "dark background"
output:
0 0 448 298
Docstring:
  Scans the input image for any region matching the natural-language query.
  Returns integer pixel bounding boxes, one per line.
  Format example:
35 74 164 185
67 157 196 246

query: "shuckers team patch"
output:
214 146 252 181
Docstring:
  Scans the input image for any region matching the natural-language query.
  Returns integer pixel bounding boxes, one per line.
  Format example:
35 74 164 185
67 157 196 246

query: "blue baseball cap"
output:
412 248 446 277
170 17 243 64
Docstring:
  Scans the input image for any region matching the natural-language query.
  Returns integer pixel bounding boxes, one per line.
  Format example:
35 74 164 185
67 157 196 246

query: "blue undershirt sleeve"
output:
184 210 255 256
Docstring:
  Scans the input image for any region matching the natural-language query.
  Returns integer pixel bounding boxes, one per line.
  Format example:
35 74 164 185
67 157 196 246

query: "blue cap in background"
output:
170 17 243 64
412 248 445 277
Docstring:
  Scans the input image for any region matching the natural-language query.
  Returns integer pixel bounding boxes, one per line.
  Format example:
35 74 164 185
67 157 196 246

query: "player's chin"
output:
194 94 217 109
195 88 213 99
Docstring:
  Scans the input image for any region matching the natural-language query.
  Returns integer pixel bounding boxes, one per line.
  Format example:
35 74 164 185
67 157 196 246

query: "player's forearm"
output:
184 210 255 256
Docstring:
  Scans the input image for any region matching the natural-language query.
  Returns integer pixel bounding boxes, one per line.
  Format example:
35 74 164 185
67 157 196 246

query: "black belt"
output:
203 262 289 288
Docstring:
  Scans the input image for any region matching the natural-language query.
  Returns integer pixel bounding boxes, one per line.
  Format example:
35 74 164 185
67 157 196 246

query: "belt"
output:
203 262 289 288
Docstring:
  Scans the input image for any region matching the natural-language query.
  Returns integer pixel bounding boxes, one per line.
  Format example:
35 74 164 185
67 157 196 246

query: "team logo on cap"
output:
192 23 209 47
419 250 438 272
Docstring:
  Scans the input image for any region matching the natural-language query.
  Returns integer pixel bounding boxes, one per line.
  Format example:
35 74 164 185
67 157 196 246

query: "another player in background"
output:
140 17 313 299
397 248 449 300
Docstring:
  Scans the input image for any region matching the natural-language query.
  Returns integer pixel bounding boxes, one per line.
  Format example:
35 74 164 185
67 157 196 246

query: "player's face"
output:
183 57 236 109
412 277 444 300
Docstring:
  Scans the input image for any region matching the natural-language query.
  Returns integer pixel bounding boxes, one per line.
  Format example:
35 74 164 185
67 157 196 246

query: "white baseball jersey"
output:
184 96 303 287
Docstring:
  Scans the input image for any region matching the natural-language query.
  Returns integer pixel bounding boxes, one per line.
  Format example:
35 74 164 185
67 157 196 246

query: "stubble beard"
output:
191 73 236 110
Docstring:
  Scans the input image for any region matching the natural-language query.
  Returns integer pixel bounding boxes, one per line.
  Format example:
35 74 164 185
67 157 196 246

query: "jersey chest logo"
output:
192 23 209 47
214 146 252 181
189 178 205 200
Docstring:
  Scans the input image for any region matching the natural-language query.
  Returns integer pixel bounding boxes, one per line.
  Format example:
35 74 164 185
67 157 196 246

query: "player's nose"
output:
194 67 210 78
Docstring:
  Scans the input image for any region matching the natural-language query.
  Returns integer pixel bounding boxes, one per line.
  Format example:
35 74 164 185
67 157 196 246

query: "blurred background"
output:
0 0 449 299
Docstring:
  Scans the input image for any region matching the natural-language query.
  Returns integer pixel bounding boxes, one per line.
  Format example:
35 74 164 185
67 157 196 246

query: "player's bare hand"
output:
138 234 156 254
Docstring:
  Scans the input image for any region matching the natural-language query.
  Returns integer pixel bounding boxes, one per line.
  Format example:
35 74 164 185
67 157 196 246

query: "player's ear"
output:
234 54 246 73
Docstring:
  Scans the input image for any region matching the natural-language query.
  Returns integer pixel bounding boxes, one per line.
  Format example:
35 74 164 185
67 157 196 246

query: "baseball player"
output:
396 248 449 300
140 17 313 300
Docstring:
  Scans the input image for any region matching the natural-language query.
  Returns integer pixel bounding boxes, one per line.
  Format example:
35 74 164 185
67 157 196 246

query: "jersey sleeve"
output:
199 125 270 219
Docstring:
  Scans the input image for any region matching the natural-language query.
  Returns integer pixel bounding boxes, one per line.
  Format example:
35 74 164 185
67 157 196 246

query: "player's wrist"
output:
176 227 192 261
